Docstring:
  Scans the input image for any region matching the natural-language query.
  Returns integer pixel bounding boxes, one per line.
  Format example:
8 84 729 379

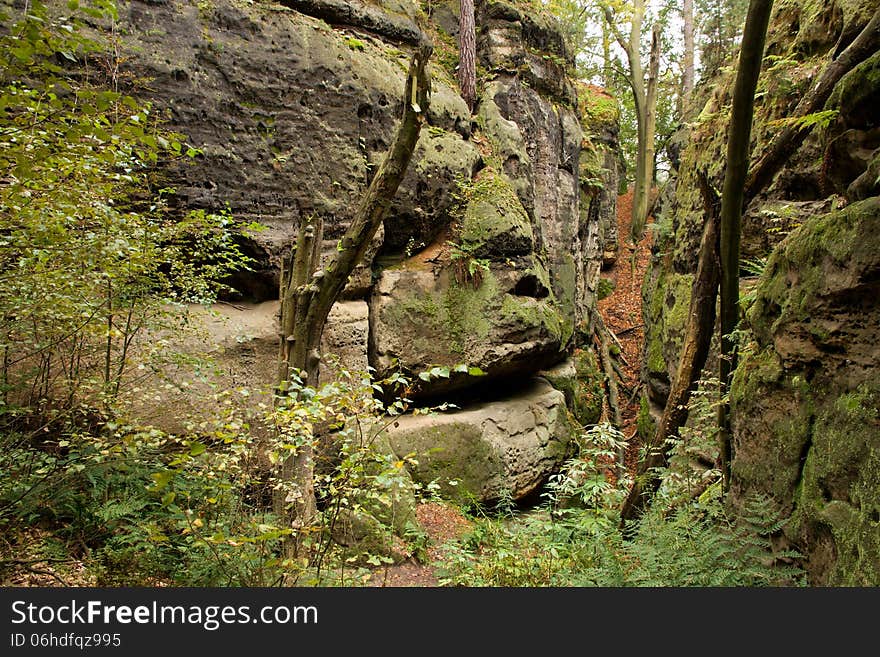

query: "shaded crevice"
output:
792 410 817 494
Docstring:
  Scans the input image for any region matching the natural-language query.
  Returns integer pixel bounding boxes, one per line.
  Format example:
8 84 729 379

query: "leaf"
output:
188 441 207 456
150 470 174 490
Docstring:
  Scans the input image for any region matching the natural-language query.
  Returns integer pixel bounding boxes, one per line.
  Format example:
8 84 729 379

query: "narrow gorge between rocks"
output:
1 0 878 588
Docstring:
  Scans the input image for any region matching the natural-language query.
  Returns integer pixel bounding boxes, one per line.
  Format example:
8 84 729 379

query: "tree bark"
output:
620 173 721 526
718 0 774 493
631 22 661 241
275 43 432 558
682 0 695 100
458 0 476 111
743 6 880 206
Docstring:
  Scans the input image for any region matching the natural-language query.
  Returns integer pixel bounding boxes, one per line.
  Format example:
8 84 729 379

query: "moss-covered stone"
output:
642 268 694 401
789 384 880 585
539 350 603 427
386 379 575 502
460 170 535 259
747 196 880 346
730 195 880 585
370 263 569 394
636 393 655 442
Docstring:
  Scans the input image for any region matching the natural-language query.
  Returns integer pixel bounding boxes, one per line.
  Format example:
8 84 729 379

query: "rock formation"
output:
641 0 879 582
105 0 619 503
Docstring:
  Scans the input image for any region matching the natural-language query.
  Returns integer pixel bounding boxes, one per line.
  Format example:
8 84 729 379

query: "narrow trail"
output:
596 189 653 474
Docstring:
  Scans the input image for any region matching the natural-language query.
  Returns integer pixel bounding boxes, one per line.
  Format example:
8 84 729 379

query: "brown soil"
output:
596 189 653 474
367 502 472 587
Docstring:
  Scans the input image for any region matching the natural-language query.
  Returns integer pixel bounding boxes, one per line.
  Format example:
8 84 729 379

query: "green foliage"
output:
768 109 839 132
448 241 491 289
0 412 288 586
345 36 366 52
596 277 615 300
0 0 251 415
437 417 805 587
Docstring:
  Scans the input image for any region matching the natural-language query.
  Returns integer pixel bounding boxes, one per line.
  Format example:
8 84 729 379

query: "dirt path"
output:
596 189 653 473
366 502 471 587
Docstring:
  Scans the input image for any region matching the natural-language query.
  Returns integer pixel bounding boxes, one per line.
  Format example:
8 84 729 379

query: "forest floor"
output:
596 189 654 475
366 188 654 586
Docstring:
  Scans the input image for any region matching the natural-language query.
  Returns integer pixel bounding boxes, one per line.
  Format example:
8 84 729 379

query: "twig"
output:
607 328 629 365
617 324 644 336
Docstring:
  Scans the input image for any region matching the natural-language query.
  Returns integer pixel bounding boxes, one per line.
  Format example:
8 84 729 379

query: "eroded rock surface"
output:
731 197 880 585
385 378 576 502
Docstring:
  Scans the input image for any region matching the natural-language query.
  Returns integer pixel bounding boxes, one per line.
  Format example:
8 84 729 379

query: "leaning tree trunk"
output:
275 43 432 558
458 0 476 111
718 0 775 492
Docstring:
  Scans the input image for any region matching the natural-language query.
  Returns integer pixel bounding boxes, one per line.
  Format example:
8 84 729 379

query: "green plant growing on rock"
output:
448 241 491 289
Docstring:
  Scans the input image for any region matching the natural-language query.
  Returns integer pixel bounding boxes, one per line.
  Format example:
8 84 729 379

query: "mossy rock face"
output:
823 51 880 200
731 197 880 585
641 267 695 406
643 0 877 402
460 170 535 259
384 128 481 252
539 350 603 427
370 262 570 395
385 379 576 502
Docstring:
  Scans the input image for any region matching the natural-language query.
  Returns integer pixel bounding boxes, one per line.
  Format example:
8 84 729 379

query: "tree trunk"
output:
604 2 660 242
620 173 721 525
682 0 695 100
743 6 880 205
602 21 613 90
718 0 774 492
458 0 476 111
275 43 433 559
631 22 661 241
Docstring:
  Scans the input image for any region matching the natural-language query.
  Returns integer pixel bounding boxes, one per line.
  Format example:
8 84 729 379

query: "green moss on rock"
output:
460 170 534 258
387 421 503 503
791 384 880 585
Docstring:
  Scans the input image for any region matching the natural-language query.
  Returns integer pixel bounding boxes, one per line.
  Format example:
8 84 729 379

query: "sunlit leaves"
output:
0 0 251 410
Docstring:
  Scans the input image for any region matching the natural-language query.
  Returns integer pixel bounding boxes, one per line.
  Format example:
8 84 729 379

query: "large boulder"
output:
319 300 371 383
384 378 576 502
731 197 880 585
369 262 569 395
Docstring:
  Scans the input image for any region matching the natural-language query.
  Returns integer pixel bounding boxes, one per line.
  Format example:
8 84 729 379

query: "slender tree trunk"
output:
275 43 432 559
604 2 659 242
682 0 695 100
718 0 774 492
602 21 613 90
620 174 721 525
631 22 661 241
458 0 476 111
